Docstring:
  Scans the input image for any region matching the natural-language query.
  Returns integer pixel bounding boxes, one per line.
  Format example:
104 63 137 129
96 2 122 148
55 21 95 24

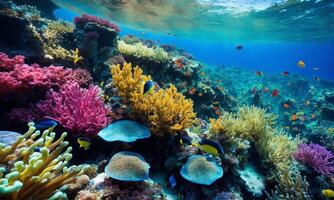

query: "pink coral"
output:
11 83 111 137
74 14 120 32
0 52 92 100
293 143 334 176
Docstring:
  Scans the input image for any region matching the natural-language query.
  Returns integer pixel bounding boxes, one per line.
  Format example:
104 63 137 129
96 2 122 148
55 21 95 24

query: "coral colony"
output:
0 1 334 200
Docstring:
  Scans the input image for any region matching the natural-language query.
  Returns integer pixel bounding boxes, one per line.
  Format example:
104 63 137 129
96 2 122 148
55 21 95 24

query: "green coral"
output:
117 40 169 63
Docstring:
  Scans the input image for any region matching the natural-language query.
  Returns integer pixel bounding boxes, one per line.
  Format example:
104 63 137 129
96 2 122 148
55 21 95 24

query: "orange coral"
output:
110 63 196 136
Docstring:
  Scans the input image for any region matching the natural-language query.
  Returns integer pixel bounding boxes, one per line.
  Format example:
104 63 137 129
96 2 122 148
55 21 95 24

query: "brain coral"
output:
105 151 150 181
180 155 223 185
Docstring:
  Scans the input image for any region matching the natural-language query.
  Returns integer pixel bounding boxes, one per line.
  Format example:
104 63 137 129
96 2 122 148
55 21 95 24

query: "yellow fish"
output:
73 48 82 65
77 137 91 150
199 144 220 156
322 189 334 198
297 60 305 68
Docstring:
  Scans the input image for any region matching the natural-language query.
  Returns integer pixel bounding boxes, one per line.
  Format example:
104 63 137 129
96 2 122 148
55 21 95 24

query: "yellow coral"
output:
117 40 169 62
255 129 300 172
111 63 196 136
209 106 298 173
0 123 91 200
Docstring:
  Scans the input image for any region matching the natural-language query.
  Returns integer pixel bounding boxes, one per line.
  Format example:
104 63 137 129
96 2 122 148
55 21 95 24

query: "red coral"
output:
0 52 92 100
11 83 111 138
74 14 120 32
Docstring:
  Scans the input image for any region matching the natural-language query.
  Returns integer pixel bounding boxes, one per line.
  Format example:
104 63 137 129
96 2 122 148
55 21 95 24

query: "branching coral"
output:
42 20 76 60
293 143 334 176
255 129 300 172
10 82 111 138
0 122 91 200
111 63 196 136
209 106 298 172
117 40 169 63
0 52 92 100
266 171 312 200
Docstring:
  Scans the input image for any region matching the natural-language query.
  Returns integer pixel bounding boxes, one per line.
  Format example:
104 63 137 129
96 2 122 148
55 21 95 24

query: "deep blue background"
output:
54 8 334 81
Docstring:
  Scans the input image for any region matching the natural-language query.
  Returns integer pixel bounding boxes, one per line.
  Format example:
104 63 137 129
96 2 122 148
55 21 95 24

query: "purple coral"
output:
74 14 120 32
293 143 334 176
11 82 112 138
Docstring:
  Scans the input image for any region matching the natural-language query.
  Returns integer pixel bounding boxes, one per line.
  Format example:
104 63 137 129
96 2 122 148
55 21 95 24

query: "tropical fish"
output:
255 71 263 76
297 60 305 68
77 137 91 150
180 135 192 145
169 175 177 189
281 71 290 76
73 48 82 65
143 80 155 94
314 76 320 81
34 119 58 130
271 89 279 97
291 113 298 121
198 139 224 156
282 103 290 109
188 88 196 95
322 189 334 198
235 45 243 50
262 87 269 93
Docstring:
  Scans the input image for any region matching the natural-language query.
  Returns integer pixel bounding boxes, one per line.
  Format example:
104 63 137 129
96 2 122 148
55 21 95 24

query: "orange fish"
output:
283 103 290 109
271 89 279 97
291 114 298 121
188 88 196 95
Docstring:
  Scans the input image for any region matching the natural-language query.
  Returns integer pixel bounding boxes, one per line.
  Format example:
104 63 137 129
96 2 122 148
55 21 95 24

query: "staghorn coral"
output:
266 171 312 200
111 63 196 136
42 20 76 60
117 40 169 63
10 82 111 138
0 122 91 200
293 143 334 176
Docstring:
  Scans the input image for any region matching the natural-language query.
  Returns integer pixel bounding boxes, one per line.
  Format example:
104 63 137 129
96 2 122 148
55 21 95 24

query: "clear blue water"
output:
54 7 334 81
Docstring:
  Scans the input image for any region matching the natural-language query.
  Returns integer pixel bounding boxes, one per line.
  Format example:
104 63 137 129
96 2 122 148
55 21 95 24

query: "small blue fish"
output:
169 175 177 189
34 119 58 130
143 80 155 94
35 119 58 130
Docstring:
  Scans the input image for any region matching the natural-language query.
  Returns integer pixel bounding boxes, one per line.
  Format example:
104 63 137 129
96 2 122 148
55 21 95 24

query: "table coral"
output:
0 122 91 200
111 63 196 136
10 82 111 138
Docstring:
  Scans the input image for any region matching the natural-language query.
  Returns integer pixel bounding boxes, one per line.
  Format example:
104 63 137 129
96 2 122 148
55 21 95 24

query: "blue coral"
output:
180 155 223 185
98 120 151 142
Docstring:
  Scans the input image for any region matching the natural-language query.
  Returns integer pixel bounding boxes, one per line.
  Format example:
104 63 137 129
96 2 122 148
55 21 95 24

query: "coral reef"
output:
180 155 223 185
266 171 312 200
0 52 92 101
98 120 151 142
10 82 111 138
105 151 150 181
117 40 169 63
0 122 91 199
111 63 196 136
293 143 334 176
